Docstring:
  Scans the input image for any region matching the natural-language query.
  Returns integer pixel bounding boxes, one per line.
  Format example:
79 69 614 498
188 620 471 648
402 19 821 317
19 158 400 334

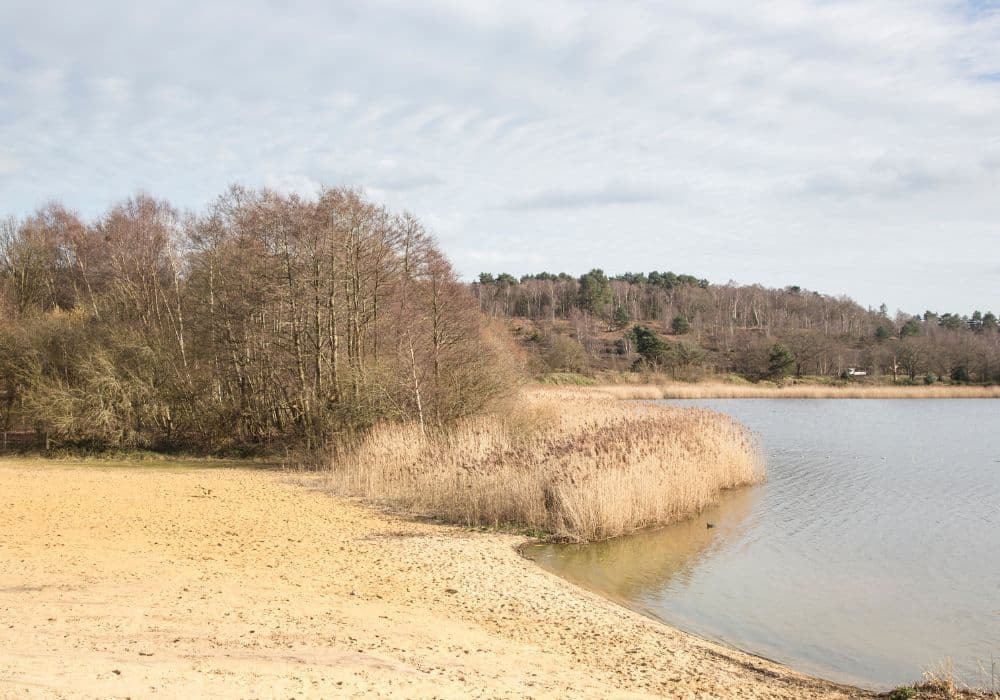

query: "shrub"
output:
540 331 589 373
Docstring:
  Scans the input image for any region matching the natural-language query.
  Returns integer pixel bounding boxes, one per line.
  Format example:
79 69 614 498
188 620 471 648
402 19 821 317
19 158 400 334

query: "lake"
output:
526 399 1000 690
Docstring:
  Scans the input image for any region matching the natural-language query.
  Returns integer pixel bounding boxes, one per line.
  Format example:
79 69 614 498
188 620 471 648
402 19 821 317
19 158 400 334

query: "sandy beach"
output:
0 461 868 699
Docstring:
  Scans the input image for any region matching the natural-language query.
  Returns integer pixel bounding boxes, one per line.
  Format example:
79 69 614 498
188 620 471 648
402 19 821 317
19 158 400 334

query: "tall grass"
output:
587 382 1000 400
323 390 763 542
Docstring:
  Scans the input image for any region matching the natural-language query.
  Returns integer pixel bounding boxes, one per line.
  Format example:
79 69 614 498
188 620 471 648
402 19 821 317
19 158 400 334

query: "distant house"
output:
846 368 867 377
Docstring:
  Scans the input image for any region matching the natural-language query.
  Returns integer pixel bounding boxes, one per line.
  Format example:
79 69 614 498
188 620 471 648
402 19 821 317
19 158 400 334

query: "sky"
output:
1 0 999 314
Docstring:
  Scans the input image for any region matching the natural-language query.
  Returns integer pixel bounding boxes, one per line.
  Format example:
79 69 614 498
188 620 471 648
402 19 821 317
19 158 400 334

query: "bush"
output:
540 331 589 373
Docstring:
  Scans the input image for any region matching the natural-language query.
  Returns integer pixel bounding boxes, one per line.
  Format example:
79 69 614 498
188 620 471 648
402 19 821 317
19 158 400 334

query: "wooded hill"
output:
471 269 1000 383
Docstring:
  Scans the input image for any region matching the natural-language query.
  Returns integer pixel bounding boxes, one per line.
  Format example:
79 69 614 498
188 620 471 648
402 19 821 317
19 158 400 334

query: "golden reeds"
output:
324 390 763 542
583 382 1000 400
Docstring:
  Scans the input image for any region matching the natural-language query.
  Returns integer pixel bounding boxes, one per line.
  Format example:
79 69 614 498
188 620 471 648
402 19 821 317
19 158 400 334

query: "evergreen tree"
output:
900 317 921 337
611 305 631 330
577 268 611 315
766 344 795 380
631 325 670 368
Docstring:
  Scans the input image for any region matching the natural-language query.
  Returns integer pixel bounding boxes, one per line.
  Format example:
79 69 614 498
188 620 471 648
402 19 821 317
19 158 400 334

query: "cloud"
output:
422 211 466 240
452 248 546 274
264 173 323 200
376 172 445 191
1 0 1000 312
368 159 445 191
982 152 1000 171
795 156 968 199
503 181 667 210
0 153 21 175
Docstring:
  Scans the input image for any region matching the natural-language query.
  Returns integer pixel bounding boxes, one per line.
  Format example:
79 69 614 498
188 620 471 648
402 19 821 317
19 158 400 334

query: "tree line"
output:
0 187 514 452
472 269 1000 384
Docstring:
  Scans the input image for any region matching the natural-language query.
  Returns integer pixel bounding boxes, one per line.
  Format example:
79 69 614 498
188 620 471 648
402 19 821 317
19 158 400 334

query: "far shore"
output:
0 459 877 699
540 378 1000 399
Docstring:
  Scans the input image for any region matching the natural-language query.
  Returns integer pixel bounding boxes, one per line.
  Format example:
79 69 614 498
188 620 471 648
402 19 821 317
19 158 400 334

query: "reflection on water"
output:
526 487 758 608
525 399 1000 690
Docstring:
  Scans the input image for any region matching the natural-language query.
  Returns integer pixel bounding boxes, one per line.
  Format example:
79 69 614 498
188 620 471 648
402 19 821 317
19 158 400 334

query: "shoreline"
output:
552 382 1000 400
517 538 880 692
514 540 825 680
0 461 871 698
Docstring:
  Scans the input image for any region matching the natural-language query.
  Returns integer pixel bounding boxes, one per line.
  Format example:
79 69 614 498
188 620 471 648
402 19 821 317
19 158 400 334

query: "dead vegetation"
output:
323 388 763 542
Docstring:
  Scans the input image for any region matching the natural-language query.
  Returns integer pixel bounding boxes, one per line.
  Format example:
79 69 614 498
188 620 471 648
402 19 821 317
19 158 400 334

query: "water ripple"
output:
529 399 1000 690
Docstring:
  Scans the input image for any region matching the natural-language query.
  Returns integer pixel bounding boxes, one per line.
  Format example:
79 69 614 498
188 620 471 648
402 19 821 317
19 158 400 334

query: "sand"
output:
0 461 870 699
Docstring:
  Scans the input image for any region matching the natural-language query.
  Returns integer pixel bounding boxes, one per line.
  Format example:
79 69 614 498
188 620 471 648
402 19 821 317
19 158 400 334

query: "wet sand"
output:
0 461 869 698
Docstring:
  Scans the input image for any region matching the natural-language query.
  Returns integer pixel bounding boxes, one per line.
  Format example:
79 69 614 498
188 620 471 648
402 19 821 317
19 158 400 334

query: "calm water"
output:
526 399 1000 689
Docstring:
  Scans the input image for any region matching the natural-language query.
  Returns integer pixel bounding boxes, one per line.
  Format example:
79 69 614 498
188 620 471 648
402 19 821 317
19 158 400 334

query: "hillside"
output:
472 270 1000 384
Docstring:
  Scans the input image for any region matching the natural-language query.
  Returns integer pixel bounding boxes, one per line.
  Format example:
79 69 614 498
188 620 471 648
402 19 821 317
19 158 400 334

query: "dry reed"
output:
584 382 1000 400
324 389 763 542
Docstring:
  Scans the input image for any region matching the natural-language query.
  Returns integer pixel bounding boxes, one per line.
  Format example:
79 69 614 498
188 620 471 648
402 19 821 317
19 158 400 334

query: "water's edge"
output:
521 398 1000 691
514 520 880 693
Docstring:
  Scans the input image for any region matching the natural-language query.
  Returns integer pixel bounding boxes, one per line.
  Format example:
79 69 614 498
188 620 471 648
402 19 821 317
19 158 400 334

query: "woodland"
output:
0 188 515 451
473 269 1000 384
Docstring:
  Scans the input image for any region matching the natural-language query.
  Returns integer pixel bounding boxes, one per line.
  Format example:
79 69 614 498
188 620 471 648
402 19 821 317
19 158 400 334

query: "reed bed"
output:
324 390 763 542
586 382 1000 400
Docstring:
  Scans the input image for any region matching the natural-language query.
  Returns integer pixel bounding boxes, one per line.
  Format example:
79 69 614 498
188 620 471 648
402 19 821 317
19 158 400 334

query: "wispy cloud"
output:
503 181 667 210
795 155 970 199
366 159 445 191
